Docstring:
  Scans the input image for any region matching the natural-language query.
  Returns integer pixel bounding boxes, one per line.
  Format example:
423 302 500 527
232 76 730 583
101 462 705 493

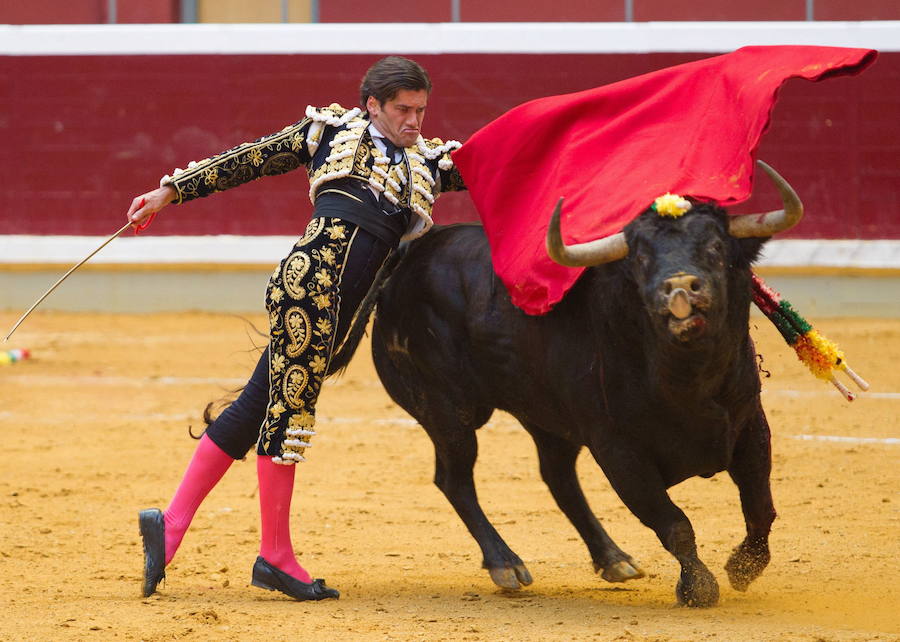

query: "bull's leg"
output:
427 426 534 590
371 339 529 588
725 405 776 591
525 425 645 583
593 448 719 607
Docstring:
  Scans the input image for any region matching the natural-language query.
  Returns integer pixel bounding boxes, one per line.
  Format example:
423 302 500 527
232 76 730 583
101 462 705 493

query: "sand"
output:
1 311 898 641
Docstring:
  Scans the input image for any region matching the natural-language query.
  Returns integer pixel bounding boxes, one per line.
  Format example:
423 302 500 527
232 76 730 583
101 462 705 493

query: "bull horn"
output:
728 160 804 238
546 197 629 267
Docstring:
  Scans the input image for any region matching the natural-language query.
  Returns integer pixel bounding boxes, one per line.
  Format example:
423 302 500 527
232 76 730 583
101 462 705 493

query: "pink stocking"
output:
257 456 312 583
163 434 234 564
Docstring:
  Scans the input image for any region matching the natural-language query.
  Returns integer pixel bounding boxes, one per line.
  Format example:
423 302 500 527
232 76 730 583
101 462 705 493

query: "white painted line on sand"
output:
1 374 247 387
790 434 900 445
2 407 896 446
765 389 900 400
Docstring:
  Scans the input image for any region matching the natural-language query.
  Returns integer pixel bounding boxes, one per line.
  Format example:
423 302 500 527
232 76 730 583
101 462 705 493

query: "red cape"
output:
451 45 877 315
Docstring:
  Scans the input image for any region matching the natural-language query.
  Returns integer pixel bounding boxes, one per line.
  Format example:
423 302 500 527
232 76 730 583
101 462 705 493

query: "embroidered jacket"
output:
161 104 466 241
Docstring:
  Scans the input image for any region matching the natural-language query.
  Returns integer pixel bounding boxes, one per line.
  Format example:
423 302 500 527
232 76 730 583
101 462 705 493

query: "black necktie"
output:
382 139 400 164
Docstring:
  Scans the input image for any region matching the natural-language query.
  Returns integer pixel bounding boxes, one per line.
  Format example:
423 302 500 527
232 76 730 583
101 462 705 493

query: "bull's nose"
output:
663 273 702 295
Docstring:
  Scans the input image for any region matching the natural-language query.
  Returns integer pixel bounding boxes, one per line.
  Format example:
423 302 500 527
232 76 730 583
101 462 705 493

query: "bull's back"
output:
372 224 592 433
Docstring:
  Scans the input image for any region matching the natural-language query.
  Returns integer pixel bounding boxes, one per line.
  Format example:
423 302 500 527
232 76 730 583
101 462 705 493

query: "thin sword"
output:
4 220 135 342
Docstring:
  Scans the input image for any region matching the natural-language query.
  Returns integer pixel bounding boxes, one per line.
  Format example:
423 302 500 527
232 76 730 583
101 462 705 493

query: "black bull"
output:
330 163 801 607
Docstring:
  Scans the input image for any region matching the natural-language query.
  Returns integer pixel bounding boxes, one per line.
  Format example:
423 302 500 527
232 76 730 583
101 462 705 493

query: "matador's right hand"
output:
126 185 177 228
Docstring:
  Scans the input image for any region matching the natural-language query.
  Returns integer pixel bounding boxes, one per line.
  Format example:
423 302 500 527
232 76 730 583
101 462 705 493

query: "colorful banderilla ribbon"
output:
751 272 869 401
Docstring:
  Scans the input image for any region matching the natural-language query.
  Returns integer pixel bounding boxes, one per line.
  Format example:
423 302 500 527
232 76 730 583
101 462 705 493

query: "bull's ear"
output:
732 235 767 268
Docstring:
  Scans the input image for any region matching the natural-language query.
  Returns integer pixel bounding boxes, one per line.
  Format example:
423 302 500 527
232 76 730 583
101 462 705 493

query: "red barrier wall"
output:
0 0 178 24
459 0 623 22
814 0 900 19
2 52 898 239
634 0 804 21
2 0 900 23
320 0 452 22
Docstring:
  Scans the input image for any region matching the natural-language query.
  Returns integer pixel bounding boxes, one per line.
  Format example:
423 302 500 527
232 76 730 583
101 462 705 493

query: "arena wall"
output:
2 22 898 314
4 0 900 23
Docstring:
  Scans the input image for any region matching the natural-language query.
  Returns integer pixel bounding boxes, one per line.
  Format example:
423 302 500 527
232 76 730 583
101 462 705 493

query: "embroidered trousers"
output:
205 217 392 462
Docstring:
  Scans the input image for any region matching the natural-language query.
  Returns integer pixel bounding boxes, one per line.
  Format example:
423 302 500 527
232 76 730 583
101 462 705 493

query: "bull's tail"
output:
326 244 407 376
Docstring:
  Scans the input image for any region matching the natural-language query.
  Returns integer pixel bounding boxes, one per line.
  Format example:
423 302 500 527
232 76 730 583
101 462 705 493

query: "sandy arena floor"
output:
0 311 898 641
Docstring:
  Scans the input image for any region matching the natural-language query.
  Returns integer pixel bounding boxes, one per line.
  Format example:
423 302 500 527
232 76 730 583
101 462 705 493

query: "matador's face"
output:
366 88 428 149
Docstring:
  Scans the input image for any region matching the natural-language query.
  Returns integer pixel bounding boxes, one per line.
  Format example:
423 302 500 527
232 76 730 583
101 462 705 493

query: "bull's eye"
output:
635 250 650 271
706 239 725 264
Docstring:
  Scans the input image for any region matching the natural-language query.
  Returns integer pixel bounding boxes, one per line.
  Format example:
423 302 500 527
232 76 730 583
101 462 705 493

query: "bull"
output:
330 160 801 607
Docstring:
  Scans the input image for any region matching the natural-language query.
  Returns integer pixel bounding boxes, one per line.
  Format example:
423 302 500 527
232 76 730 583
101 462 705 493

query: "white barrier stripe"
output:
3 236 900 269
790 434 900 445
3 22 899 56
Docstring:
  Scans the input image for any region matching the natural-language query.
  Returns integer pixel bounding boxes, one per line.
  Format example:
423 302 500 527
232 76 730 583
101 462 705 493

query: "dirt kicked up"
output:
0 311 897 641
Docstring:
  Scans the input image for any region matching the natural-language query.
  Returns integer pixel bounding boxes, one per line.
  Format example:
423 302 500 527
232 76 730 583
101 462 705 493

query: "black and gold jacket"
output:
161 104 466 241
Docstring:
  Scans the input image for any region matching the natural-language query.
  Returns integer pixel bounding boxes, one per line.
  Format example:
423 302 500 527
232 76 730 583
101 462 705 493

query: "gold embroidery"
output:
313 268 332 288
260 216 355 463
261 152 302 176
283 365 310 409
354 139 371 168
326 224 346 240
315 188 364 204
299 218 325 245
285 307 312 358
282 252 311 300
288 411 315 430
309 355 327 374
291 131 305 152
307 117 369 201
312 293 331 310
162 117 313 204
317 247 337 266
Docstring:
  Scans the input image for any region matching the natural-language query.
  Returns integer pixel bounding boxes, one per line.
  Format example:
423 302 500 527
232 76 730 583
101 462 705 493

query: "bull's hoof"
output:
725 540 770 592
594 558 646 583
675 565 719 607
488 565 533 590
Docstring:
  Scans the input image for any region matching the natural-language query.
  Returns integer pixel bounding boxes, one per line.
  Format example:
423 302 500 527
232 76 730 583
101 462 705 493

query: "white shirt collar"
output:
368 123 403 161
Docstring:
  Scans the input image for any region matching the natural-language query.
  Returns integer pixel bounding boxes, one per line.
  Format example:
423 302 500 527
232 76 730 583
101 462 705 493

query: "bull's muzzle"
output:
668 289 692 319
661 273 710 341
664 274 701 319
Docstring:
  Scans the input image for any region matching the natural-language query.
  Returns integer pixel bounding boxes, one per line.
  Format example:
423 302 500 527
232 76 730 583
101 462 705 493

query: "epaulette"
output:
417 136 462 170
418 136 462 159
305 103 364 126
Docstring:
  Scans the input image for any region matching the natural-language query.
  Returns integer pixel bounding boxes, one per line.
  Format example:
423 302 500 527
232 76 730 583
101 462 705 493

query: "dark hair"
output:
359 56 432 109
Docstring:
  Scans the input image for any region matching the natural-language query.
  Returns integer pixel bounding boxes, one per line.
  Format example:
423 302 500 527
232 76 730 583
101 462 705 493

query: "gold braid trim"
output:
161 118 312 204
307 118 370 202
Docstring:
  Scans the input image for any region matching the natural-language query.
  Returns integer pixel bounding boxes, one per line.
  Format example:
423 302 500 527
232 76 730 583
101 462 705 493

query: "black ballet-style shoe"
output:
138 508 166 597
251 556 340 601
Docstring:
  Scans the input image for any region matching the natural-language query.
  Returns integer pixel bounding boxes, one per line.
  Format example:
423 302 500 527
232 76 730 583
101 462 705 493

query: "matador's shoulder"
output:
305 103 366 126
416 136 463 170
